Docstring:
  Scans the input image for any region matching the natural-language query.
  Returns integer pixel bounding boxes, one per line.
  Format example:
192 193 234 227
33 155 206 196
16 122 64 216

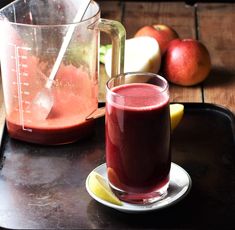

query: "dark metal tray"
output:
0 103 235 229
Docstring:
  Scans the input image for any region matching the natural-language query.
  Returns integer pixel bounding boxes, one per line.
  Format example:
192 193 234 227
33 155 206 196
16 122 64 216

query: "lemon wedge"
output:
170 103 184 130
88 171 122 206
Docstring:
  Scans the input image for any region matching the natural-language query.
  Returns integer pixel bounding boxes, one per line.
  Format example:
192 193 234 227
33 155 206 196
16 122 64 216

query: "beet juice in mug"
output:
105 72 171 204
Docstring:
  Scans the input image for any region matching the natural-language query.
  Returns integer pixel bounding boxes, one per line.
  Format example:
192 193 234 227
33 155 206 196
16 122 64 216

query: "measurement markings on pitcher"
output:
11 43 32 132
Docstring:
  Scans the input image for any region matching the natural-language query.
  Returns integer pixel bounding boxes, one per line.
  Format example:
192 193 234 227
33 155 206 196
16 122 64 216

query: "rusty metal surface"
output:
0 119 106 229
0 103 235 229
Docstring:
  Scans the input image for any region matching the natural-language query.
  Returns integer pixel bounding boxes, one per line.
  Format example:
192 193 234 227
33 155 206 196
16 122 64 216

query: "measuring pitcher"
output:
0 0 125 145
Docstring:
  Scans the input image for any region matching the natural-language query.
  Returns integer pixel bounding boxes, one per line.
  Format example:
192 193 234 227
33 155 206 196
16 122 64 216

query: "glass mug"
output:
0 0 125 145
105 72 171 204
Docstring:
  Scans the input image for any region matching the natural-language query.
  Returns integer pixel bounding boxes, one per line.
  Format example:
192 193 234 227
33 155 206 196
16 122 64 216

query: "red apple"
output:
161 39 211 86
134 24 179 55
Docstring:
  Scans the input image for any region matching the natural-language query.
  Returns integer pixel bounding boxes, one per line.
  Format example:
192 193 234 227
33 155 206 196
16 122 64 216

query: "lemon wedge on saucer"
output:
170 103 184 130
88 171 122 206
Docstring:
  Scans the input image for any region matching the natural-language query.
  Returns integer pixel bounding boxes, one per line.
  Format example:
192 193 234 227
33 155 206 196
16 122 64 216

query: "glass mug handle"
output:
86 18 126 120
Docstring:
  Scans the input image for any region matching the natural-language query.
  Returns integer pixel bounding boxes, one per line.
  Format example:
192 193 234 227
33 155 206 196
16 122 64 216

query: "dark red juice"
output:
106 83 171 193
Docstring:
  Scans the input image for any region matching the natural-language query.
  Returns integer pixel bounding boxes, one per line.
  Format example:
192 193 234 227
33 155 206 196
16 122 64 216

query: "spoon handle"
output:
45 0 91 89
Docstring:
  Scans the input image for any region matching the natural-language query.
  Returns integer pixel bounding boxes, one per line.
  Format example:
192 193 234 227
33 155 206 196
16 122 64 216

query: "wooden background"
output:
98 1 235 112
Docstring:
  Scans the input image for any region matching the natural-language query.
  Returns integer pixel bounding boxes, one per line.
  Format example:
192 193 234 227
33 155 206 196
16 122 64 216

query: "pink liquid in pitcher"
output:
106 83 171 194
5 56 98 145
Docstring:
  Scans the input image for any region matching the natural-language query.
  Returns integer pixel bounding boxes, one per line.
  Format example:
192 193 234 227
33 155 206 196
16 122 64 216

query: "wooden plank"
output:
198 3 235 113
98 0 122 18
122 1 202 103
98 0 123 45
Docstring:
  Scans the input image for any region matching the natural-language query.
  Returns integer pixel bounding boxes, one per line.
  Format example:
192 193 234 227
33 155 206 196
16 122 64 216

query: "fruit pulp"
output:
5 56 98 145
106 83 171 195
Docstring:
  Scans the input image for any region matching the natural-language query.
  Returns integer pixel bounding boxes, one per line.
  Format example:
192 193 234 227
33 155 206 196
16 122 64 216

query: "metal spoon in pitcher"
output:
31 0 92 120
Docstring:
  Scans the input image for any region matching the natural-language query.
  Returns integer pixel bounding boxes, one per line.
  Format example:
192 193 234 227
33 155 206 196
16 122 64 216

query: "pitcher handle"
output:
98 18 126 78
86 18 125 121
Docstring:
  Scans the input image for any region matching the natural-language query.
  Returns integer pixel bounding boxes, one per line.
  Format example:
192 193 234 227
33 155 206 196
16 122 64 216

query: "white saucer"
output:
86 162 192 213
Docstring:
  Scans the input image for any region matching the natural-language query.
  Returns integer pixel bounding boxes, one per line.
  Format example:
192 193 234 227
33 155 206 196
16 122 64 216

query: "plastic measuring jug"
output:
0 0 125 145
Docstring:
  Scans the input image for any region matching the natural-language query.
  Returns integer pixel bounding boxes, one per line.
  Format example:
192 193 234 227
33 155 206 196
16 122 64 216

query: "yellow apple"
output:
104 36 161 78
